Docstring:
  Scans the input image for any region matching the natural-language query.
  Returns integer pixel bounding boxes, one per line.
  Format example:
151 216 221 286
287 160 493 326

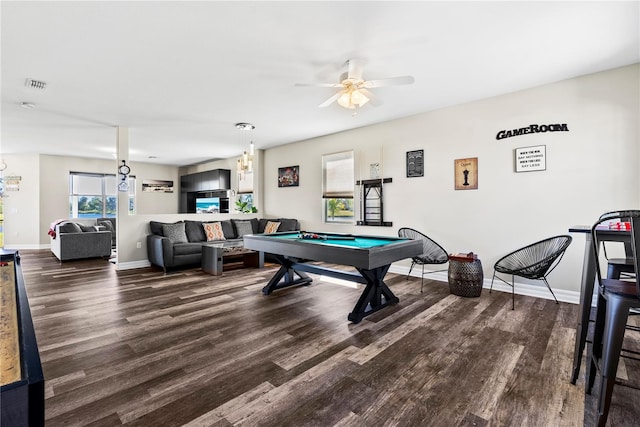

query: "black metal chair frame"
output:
586 211 640 427
398 227 449 293
600 210 636 280
490 235 572 310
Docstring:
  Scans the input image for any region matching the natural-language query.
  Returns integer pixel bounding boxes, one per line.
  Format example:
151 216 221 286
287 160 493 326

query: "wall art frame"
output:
278 165 299 187
406 149 424 178
142 179 174 193
514 145 546 172
454 157 478 190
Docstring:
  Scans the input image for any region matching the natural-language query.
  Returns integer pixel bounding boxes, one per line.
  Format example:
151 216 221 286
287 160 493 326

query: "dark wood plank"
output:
16 249 640 426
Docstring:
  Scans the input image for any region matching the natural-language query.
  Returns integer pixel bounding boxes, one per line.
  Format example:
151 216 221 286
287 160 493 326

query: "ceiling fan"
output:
295 59 414 111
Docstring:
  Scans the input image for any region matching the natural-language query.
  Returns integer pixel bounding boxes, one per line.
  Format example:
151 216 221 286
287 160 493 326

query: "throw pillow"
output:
59 222 82 233
277 218 299 232
234 220 254 237
99 220 114 233
162 223 188 244
203 222 226 241
150 221 179 236
219 220 236 239
264 221 281 234
79 224 96 232
185 220 206 242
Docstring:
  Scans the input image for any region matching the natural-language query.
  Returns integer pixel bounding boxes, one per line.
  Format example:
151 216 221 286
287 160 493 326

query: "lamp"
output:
236 122 255 178
337 87 370 110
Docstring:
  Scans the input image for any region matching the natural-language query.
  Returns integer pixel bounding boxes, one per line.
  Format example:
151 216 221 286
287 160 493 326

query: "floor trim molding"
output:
389 263 580 305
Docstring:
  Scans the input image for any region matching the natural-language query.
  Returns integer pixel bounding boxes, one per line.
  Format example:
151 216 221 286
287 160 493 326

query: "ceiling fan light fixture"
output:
337 88 369 109
337 91 353 109
351 89 369 106
297 59 413 111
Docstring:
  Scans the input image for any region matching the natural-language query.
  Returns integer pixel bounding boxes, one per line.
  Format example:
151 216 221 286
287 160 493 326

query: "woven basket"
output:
448 259 483 297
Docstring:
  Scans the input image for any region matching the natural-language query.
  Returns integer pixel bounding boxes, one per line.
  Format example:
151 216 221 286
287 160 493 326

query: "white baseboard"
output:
115 260 151 270
4 244 49 250
389 264 580 305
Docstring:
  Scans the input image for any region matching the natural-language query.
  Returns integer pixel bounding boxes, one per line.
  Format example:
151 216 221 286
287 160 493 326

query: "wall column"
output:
116 126 129 265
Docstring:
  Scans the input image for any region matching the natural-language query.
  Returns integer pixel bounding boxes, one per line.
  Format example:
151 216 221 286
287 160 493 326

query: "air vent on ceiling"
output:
25 78 47 90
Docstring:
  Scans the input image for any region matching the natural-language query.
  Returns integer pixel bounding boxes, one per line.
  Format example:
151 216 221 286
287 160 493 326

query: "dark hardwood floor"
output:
17 250 640 426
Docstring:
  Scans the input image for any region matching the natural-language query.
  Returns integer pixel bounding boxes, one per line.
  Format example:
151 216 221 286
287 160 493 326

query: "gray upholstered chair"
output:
50 222 112 261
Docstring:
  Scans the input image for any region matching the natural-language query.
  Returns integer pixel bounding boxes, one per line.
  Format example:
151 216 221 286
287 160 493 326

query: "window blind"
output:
322 151 354 199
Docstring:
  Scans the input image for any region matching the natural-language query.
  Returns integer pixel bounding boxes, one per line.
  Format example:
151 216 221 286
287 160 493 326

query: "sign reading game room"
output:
496 123 569 140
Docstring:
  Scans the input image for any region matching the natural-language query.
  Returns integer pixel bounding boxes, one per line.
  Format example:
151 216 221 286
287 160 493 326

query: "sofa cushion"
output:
98 220 114 233
258 218 298 233
150 220 181 236
59 222 83 233
185 220 206 242
162 222 188 244
78 223 97 232
277 218 299 232
219 220 235 239
173 242 205 256
203 222 226 241
233 219 255 237
264 221 281 234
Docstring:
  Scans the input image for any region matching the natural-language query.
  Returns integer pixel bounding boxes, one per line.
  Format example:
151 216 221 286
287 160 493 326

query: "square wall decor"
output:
515 145 546 172
454 157 478 190
278 165 299 187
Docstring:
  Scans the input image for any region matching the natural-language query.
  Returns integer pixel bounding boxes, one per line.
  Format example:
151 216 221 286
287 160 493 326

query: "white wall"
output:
3 154 183 247
1 153 40 248
262 64 639 294
133 162 181 214
3 65 638 300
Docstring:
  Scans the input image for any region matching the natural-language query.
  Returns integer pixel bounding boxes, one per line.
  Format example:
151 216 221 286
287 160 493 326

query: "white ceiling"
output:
2 1 638 166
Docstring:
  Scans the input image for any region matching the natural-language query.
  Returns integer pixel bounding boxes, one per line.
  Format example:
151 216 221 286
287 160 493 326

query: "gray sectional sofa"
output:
50 221 112 261
146 218 299 272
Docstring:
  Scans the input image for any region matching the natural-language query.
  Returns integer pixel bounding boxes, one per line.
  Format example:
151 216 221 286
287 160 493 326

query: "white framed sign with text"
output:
515 145 546 172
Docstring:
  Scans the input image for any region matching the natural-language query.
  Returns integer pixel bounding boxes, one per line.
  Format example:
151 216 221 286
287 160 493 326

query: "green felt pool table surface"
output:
266 232 404 249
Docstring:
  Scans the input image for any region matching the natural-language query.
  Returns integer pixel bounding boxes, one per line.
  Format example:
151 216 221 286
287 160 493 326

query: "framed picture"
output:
406 149 424 177
142 179 174 193
454 157 478 190
370 163 380 179
278 165 299 187
515 145 546 172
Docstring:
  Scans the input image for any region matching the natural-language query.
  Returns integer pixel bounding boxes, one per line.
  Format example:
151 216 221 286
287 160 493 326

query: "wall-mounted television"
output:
196 197 220 213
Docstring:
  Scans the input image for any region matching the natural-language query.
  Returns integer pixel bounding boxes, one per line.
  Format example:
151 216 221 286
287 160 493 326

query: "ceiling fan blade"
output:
295 82 344 88
346 59 364 81
318 91 343 108
363 75 415 88
359 88 383 107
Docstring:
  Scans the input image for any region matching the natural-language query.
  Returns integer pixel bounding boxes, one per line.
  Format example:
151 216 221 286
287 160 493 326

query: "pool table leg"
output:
261 256 312 295
348 265 398 323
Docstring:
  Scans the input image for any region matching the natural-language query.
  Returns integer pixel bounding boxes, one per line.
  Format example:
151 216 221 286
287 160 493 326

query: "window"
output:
322 151 354 223
69 172 135 218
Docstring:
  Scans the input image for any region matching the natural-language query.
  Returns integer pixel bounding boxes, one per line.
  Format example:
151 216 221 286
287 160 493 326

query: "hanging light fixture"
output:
337 86 370 110
236 122 255 178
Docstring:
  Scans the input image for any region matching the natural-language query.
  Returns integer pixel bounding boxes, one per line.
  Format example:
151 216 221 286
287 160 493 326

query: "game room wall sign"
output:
496 123 569 140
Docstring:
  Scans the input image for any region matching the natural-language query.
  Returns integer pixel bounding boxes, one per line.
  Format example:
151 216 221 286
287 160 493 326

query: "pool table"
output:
243 231 422 323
